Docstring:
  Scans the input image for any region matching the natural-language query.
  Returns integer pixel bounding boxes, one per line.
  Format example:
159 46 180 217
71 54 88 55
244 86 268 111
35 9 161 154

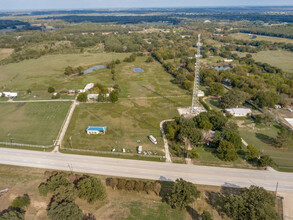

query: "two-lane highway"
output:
1 148 293 193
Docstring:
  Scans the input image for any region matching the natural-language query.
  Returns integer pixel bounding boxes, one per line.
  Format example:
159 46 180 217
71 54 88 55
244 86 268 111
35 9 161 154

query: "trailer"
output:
148 135 157 144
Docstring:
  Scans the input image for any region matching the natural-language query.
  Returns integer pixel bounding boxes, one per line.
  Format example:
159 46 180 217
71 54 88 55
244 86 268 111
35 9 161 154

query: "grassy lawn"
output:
63 97 191 155
204 97 222 111
0 101 71 146
230 33 293 44
235 117 293 169
0 164 223 220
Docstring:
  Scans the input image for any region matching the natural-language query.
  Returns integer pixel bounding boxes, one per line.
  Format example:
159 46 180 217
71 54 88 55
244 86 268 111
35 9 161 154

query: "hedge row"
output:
106 178 161 195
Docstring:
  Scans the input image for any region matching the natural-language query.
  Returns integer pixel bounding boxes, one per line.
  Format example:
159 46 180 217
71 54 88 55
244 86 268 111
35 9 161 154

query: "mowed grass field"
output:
63 97 191 155
230 33 293 44
235 117 293 169
0 101 71 146
0 164 223 220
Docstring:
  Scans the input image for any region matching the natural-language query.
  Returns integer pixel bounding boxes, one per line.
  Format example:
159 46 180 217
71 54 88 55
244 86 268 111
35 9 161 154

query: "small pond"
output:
213 66 231 71
83 65 105 74
133 67 144 73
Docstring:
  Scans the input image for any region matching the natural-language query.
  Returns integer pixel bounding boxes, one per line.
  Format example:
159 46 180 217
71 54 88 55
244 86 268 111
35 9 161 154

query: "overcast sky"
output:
0 0 292 10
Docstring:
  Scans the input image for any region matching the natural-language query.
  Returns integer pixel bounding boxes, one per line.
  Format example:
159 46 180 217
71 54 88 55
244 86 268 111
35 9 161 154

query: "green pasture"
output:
0 101 71 146
230 33 293 44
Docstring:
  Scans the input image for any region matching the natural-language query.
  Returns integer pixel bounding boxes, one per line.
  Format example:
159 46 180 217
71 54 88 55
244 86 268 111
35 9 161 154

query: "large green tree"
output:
47 201 83 220
77 177 107 203
217 140 238 161
222 186 280 220
167 178 200 209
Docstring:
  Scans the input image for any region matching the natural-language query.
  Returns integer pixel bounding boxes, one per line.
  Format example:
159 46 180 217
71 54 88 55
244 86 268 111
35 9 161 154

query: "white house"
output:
87 94 99 100
0 92 18 98
225 108 252 117
84 83 94 91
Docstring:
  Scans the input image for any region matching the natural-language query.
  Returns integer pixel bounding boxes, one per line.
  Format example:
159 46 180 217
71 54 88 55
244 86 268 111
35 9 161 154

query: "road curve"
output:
0 148 293 193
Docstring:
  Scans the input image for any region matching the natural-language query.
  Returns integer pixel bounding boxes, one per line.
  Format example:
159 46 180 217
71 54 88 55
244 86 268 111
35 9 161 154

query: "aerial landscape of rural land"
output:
0 0 293 219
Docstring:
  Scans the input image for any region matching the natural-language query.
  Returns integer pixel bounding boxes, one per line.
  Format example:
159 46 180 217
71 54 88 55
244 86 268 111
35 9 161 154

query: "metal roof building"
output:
225 108 252 117
86 126 107 135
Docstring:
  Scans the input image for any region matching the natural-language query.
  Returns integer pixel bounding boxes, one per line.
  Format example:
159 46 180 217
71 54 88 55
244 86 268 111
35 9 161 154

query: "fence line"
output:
0 142 52 148
63 148 163 158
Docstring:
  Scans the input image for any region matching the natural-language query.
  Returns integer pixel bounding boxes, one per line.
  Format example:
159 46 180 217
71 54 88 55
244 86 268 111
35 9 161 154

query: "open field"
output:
234 50 293 73
235 117 293 170
0 48 13 61
63 97 191 155
0 54 187 100
0 52 129 96
0 101 71 146
252 50 293 73
0 164 224 220
230 33 293 44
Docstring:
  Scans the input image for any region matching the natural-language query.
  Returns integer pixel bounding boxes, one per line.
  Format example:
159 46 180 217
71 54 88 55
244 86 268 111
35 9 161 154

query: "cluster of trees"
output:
220 89 250 108
0 194 30 220
123 53 136 62
221 186 280 219
106 178 162 195
241 25 293 39
64 66 84 76
39 172 105 220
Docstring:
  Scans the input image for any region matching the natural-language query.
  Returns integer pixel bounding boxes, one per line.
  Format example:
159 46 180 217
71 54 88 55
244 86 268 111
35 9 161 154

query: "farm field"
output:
230 33 293 44
235 117 293 170
63 97 191 155
0 164 224 220
0 101 71 146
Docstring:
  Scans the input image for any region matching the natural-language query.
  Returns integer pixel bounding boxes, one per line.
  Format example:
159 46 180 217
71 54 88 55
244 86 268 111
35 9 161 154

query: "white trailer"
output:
148 135 157 144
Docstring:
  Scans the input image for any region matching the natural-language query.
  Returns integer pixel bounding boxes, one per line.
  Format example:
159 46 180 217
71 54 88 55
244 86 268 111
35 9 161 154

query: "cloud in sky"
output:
0 0 292 10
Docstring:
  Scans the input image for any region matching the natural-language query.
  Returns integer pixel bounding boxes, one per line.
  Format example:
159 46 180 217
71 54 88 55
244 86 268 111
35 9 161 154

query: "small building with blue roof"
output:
86 126 107 135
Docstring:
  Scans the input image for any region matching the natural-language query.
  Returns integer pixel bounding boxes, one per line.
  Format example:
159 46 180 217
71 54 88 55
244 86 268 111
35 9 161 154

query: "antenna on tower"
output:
191 34 202 113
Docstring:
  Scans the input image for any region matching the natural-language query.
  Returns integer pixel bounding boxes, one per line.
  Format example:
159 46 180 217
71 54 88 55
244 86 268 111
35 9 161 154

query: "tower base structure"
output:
177 107 206 118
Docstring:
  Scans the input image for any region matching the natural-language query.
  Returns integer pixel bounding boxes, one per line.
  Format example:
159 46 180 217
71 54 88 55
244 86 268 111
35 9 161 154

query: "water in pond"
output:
213 66 231 71
133 68 144 73
83 65 105 74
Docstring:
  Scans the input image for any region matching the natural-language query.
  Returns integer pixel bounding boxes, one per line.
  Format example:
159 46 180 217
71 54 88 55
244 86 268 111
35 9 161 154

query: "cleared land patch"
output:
0 48 14 61
0 101 71 146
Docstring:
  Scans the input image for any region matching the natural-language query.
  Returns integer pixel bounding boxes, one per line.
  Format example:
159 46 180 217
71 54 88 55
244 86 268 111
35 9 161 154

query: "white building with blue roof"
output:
86 126 107 135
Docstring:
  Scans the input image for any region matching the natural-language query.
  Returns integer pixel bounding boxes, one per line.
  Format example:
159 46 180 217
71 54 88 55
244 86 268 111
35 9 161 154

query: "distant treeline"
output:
240 25 293 39
40 15 181 25
0 20 30 30
178 13 293 23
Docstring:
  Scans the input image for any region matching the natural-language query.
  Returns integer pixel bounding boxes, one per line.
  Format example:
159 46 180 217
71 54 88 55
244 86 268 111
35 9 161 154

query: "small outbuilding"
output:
225 108 252 117
86 126 107 135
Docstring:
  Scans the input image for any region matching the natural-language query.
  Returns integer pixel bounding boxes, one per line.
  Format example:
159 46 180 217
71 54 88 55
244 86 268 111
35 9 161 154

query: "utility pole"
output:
191 34 202 113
